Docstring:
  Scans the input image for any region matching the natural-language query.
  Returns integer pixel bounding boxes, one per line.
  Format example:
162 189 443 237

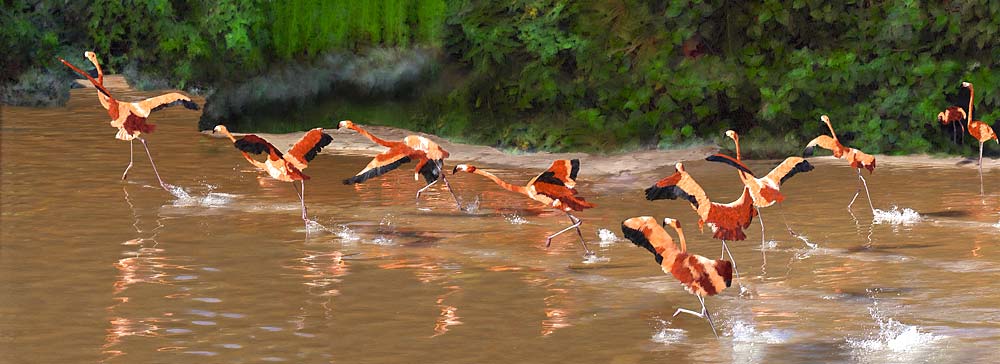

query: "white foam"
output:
503 213 528 225
371 236 394 246
872 206 922 225
582 254 610 264
730 320 790 344
461 196 480 214
597 229 620 245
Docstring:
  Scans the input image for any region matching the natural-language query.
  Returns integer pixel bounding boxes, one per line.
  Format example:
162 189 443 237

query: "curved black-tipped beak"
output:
451 166 459 174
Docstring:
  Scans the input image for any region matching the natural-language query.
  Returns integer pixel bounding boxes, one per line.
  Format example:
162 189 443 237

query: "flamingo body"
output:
645 163 756 241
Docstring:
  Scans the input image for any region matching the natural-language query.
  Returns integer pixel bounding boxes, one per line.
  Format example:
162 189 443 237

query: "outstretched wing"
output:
937 106 966 125
705 154 756 177
621 216 674 265
764 157 814 185
704 187 757 241
417 159 442 185
285 128 333 170
529 159 580 189
235 135 282 159
644 171 702 208
803 135 840 157
342 146 412 184
133 93 199 117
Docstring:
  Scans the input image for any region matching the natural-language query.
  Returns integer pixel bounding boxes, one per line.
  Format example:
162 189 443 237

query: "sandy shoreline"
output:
201 125 1000 176
78 75 1000 174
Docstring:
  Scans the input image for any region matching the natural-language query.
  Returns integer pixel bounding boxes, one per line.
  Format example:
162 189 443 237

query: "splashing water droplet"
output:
503 213 528 225
597 229 620 245
872 206 922 225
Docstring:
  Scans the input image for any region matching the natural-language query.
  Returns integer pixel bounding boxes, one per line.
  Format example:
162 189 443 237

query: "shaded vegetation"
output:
3 0 1000 157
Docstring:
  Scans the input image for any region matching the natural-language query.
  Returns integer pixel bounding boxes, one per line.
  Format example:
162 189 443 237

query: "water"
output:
2 89 1000 363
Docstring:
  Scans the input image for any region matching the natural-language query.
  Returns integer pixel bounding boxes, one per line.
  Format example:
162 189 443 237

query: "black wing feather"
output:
705 154 756 177
534 171 566 186
302 133 333 162
342 156 412 184
621 222 664 265
419 159 442 184
150 99 200 113
644 185 699 209
779 159 814 185
569 159 581 180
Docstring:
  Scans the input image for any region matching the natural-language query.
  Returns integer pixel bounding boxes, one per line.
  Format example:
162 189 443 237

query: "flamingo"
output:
213 125 333 224
338 120 460 208
937 106 967 144
59 52 199 191
452 159 596 256
803 115 877 213
621 216 733 336
706 130 814 246
644 162 756 276
958 82 998 175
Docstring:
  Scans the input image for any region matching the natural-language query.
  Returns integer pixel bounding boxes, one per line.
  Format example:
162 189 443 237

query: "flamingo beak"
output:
451 166 459 174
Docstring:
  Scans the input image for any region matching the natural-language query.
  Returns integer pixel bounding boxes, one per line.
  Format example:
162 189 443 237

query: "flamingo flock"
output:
60 51 997 337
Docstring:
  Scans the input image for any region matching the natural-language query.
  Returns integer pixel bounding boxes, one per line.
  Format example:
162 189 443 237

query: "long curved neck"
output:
89 58 104 86
473 169 527 195
672 226 687 253
825 121 838 141
731 136 742 161
218 128 238 143
350 124 394 147
968 86 975 127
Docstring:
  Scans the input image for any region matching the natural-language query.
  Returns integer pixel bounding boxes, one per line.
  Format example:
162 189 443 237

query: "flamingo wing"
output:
284 128 333 170
529 159 580 189
705 154 756 177
937 106 966 125
130 93 200 117
621 216 675 264
644 171 702 208
417 159 442 184
532 180 595 211
764 157 814 185
235 135 283 159
342 146 412 184
704 187 757 241
802 135 840 157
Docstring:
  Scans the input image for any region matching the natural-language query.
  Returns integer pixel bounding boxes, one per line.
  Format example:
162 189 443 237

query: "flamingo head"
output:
724 129 738 142
962 81 972 89
338 120 355 129
452 164 477 174
212 125 229 134
662 218 681 229
674 162 685 173
84 51 98 64
820 115 831 124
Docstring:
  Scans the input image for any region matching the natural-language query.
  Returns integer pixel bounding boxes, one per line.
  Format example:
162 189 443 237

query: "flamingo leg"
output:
857 169 875 213
757 207 767 272
545 213 592 256
122 139 134 180
438 165 462 209
720 240 741 281
300 180 308 222
139 138 169 191
979 142 985 195
672 295 719 338
415 178 440 200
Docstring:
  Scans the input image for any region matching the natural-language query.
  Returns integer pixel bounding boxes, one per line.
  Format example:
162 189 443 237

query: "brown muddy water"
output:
2 89 1000 364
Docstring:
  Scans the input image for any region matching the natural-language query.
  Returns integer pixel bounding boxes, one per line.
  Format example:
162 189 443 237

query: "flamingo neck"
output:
473 169 527 195
218 128 239 143
350 125 394 147
732 136 742 161
825 121 838 141
673 227 687 253
968 86 975 128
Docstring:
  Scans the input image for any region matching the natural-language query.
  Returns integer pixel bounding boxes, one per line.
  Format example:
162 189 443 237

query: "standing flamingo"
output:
452 160 596 256
938 106 967 144
213 125 332 224
803 115 877 213
338 120 460 208
621 216 733 336
707 130 814 246
645 162 756 276
958 82 998 175
59 52 199 191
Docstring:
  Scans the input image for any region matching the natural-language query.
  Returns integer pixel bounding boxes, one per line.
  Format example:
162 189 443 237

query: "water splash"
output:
461 196 480 214
371 214 395 245
650 318 686 344
503 213 528 225
582 254 610 264
165 184 193 200
168 183 236 207
336 225 361 242
730 320 790 344
597 229 620 246
847 301 942 360
872 206 922 225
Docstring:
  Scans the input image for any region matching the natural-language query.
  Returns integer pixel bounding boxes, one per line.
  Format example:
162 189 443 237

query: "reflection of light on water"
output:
432 286 463 338
597 228 620 246
336 226 361 242
503 213 528 225
582 254 610 264
872 206 922 225
847 301 942 361
730 320 790 344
